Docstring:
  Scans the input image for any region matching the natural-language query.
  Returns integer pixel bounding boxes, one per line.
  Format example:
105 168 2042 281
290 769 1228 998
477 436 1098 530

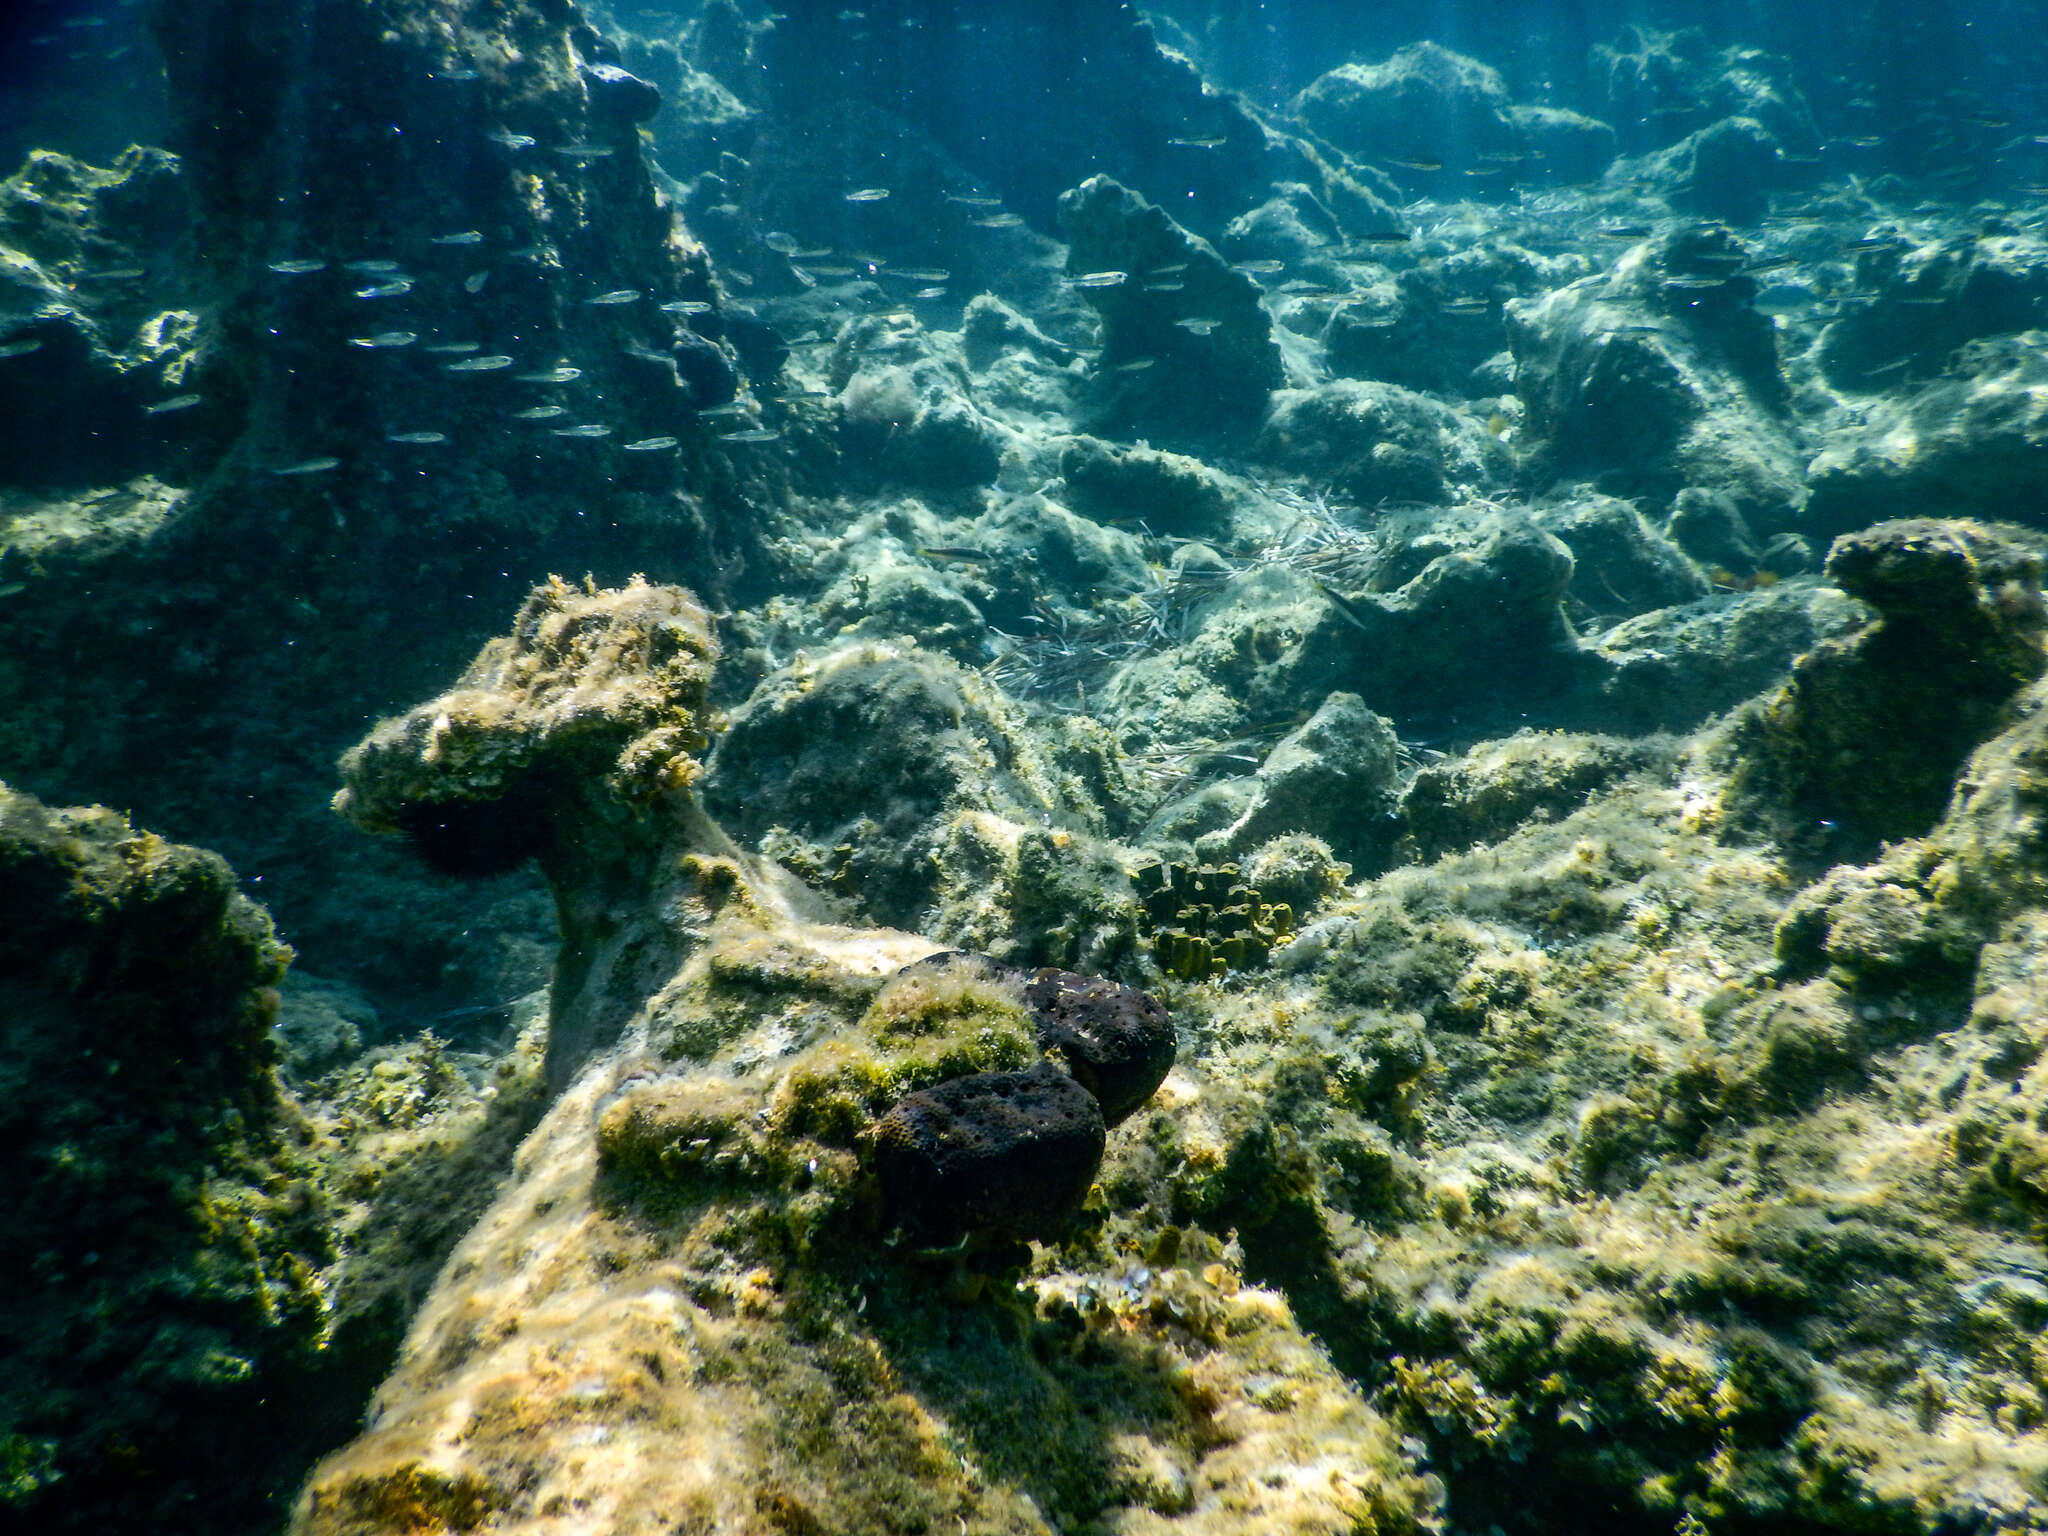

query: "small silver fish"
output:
912 287 948 299
486 130 536 150
1073 270 1128 288
344 259 403 274
1234 259 1284 275
586 289 640 305
697 401 753 419
515 366 581 384
944 192 1002 207
513 405 569 420
719 427 781 443
660 299 714 315
422 341 481 354
430 230 484 246
551 423 612 437
355 279 414 299
463 271 490 294
273 456 341 476
919 546 990 562
1168 135 1226 149
972 213 1024 229
890 267 951 282
80 267 145 281
432 67 480 81
507 245 555 261
143 394 204 414
0 339 41 359
445 354 515 372
267 259 327 274
763 232 801 254
1143 280 1185 292
844 187 891 202
0 582 25 598
1174 317 1219 334
1113 357 1156 372
350 331 418 348
553 142 614 159
622 436 678 451
387 431 449 444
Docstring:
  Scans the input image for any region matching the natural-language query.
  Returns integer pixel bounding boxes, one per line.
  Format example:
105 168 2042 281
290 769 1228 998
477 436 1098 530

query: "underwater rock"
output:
1505 226 1803 522
1400 731 1674 860
1203 690 1403 872
1739 518 2047 852
1020 967 1177 1127
1504 104 1617 183
1806 330 2048 533
1057 433 1239 539
1256 378 1504 504
1816 232 2048 395
1579 578 1865 735
1218 181 1344 269
1057 174 1283 441
0 783 342 1535
1667 115 1790 226
1593 27 1818 155
1292 43 1517 175
1533 491 1711 625
1322 238 1593 397
0 147 204 485
335 576 724 1089
874 1060 1107 1241
832 313 1004 491
580 60 662 125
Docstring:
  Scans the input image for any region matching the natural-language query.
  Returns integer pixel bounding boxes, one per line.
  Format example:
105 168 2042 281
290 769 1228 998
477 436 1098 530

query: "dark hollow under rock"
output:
872 1061 1106 1241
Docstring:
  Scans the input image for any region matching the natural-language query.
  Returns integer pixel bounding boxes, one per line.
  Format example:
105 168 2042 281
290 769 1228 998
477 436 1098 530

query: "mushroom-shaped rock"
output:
873 1061 1106 1241
1021 968 1177 1127
335 577 728 1090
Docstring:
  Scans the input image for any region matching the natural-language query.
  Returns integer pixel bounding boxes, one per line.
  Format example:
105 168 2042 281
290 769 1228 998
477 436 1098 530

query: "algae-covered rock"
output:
1057 174 1283 442
1738 519 2047 852
0 783 337 1535
1293 43 1517 174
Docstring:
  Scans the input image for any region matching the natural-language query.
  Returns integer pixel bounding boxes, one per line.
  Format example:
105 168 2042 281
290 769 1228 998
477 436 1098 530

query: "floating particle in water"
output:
422 340 481 354
463 271 489 294
143 394 204 414
1168 135 1225 149
972 212 1025 229
430 230 483 246
350 331 418 348
515 366 581 384
660 299 714 315
344 259 403 274
585 289 639 305
445 354 515 371
1233 259 1284 275
1174 316 1220 334
1072 270 1127 288
720 427 781 442
622 436 678 451
387 431 448 444
355 278 415 299
267 258 327 274
844 187 890 202
0 339 41 359
762 231 801 254
486 130 536 150
273 456 341 476
512 405 569 420
552 423 612 437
